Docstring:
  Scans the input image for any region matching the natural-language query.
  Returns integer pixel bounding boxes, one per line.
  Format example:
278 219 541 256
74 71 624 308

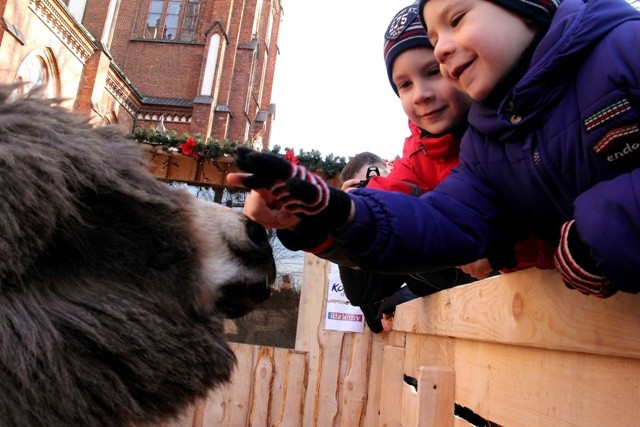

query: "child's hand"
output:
457 258 492 279
227 173 298 229
242 189 300 230
381 313 394 332
341 178 363 192
232 148 353 230
554 220 613 297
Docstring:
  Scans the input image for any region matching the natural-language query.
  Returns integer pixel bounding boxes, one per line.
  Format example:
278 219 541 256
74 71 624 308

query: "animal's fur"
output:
0 85 276 427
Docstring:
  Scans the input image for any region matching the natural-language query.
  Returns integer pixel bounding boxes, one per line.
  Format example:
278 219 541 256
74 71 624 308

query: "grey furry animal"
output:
0 85 276 427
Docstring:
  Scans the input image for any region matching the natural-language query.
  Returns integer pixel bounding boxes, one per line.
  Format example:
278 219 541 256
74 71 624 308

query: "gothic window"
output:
144 0 201 42
181 0 201 42
15 50 58 98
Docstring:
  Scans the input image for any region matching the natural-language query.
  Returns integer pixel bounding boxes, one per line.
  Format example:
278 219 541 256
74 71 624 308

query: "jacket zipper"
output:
410 144 427 158
532 147 573 217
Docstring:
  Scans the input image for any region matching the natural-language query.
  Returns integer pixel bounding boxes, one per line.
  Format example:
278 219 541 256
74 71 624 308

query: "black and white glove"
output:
553 220 614 298
235 147 352 230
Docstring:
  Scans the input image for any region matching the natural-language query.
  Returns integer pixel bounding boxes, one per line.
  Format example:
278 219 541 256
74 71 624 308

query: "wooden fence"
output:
171 255 639 426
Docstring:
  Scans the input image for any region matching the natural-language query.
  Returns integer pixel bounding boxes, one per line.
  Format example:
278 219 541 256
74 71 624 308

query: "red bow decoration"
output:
179 136 200 159
284 148 299 165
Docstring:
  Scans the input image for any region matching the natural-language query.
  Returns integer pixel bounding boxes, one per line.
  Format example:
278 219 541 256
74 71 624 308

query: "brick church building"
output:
0 0 282 152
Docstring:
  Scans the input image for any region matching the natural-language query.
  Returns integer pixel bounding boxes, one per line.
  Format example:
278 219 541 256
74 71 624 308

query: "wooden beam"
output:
393 268 640 359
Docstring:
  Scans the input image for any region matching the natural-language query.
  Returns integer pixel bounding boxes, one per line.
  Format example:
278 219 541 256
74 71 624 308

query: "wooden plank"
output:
379 345 405 427
393 268 640 358
295 254 326 427
386 330 406 347
296 254 341 427
212 343 255 426
363 333 389 427
272 349 307 427
313 328 343 427
295 254 327 353
403 334 455 376
164 152 198 182
452 339 640 426
196 156 237 186
269 347 288 426
415 366 455 427
190 397 207 427
401 370 419 427
248 347 274 426
454 416 474 427
143 148 168 180
142 145 243 187
339 329 373 426
196 388 226 427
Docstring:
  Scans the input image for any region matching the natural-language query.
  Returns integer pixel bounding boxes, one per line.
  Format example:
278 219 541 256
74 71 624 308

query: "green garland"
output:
131 127 347 178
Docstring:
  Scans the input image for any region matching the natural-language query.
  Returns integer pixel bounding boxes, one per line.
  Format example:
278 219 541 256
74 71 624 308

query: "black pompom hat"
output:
384 3 433 96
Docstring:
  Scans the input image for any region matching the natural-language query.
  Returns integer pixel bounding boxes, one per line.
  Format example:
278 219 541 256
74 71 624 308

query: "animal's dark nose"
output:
245 219 271 250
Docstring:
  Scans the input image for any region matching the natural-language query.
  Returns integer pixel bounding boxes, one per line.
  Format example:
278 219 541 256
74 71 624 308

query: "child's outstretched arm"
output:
229 148 355 231
230 149 516 276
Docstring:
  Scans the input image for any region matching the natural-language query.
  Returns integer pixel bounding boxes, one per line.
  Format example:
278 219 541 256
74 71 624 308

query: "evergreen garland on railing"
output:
131 127 347 178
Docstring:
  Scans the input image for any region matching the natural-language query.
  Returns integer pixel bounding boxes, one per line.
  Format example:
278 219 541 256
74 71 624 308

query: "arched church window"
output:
14 50 58 98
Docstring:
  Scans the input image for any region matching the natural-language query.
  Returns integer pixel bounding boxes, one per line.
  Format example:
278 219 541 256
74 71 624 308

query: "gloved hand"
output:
553 220 614 297
276 218 333 253
234 147 353 230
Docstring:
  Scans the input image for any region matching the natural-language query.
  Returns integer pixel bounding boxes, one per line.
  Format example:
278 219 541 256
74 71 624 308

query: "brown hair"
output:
340 151 387 181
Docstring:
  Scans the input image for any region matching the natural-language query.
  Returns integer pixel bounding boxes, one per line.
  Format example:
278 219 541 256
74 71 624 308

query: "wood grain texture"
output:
379 345 405 427
394 268 640 358
400 366 455 427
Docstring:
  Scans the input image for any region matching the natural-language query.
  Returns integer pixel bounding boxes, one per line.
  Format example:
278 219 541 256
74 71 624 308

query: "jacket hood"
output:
471 0 640 135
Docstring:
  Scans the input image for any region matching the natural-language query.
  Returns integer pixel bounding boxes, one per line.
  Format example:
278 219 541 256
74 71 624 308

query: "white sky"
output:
270 1 412 161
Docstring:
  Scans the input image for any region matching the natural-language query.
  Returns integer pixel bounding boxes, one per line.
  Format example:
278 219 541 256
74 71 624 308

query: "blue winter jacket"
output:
336 0 640 292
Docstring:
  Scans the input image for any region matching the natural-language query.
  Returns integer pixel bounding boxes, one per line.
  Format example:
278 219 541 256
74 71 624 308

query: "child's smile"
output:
424 0 537 101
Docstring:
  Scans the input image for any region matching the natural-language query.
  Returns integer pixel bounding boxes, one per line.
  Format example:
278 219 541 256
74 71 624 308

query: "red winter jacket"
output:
367 120 460 196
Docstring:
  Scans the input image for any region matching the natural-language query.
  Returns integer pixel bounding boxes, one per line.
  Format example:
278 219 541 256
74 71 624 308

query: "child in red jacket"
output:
365 4 470 197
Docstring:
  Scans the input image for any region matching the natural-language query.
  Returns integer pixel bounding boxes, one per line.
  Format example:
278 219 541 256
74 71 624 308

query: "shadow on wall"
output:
218 206 304 349
224 279 300 349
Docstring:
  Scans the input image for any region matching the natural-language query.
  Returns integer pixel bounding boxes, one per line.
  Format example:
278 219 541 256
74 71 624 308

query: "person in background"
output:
338 152 427 333
379 286 418 332
229 0 640 297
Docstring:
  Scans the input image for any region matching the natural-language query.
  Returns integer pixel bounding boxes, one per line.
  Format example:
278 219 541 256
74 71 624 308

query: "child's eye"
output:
451 13 464 27
397 80 412 91
426 67 441 78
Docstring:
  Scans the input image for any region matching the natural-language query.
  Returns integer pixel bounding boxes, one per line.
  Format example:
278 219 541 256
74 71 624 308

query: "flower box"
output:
140 144 241 186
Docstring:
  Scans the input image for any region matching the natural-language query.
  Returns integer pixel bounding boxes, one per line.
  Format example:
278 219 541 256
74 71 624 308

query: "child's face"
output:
392 47 471 135
423 0 537 101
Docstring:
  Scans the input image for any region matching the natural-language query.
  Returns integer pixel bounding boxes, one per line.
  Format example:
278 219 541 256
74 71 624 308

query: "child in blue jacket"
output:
229 0 640 298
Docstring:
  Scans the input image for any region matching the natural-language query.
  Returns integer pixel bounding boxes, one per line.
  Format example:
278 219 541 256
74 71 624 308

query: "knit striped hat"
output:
384 4 433 96
418 0 560 30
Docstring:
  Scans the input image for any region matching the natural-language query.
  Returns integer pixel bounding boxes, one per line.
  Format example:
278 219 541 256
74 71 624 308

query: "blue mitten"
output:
553 220 614 297
235 147 352 230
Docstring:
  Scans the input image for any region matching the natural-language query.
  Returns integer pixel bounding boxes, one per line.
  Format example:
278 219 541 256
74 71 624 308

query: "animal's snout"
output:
245 218 272 253
240 219 276 273
215 218 276 318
